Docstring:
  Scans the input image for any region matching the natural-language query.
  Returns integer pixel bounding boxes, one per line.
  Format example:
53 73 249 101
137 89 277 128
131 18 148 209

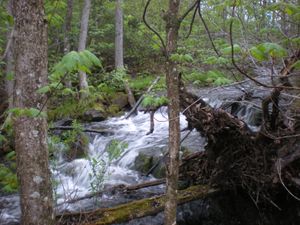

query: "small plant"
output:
142 94 169 108
106 139 128 162
88 139 128 193
89 157 107 193
0 152 18 193
185 70 232 86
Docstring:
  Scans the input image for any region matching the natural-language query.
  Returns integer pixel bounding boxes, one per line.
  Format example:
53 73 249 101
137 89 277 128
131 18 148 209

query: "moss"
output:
107 104 121 116
58 185 217 225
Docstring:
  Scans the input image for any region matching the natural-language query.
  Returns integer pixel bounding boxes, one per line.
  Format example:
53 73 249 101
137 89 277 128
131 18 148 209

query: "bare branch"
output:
228 3 300 90
185 2 198 39
142 0 166 54
179 0 198 22
197 1 220 56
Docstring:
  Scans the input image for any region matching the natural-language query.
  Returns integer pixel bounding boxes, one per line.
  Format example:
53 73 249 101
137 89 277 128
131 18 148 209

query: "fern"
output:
142 95 168 108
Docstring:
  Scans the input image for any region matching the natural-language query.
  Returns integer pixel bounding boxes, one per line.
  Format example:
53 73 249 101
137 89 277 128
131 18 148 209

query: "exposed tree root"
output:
178 55 300 220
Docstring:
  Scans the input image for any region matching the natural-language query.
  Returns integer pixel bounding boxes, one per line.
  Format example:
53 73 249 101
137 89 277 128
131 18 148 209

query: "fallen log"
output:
57 178 165 206
56 184 218 225
49 126 114 134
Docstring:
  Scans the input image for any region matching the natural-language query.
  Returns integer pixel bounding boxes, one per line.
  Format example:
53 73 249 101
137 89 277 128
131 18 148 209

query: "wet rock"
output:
83 109 107 122
111 92 129 109
64 133 89 162
132 147 165 178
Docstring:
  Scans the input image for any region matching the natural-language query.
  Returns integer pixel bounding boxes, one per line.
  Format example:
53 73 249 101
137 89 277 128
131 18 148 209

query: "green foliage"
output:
170 53 194 63
49 50 101 84
88 139 127 193
142 95 169 108
203 56 230 65
106 140 128 162
185 70 232 86
0 156 18 193
48 120 88 160
0 133 7 146
89 157 106 192
45 0 66 28
292 60 300 69
129 75 165 94
250 42 287 61
9 107 46 118
221 44 242 55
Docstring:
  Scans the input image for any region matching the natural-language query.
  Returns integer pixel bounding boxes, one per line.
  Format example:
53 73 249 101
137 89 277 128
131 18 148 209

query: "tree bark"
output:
63 0 73 54
115 0 136 108
4 0 14 109
63 0 74 88
78 0 91 94
164 1 181 224
12 0 54 224
115 0 124 69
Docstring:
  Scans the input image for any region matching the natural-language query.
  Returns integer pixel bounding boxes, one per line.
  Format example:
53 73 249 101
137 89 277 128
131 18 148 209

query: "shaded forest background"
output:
0 0 299 224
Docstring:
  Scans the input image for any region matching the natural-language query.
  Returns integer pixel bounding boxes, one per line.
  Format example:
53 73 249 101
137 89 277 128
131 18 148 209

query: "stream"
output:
0 108 205 225
0 77 270 225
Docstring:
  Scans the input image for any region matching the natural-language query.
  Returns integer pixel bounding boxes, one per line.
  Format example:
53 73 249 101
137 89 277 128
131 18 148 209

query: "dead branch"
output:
125 77 160 119
57 179 165 207
49 126 113 134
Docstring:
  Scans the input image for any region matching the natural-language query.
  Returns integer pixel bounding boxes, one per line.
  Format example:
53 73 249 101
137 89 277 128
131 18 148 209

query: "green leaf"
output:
257 42 287 58
37 85 51 94
292 60 300 69
250 47 267 61
81 50 102 67
182 54 194 62
5 151 16 160
9 107 45 118
0 134 7 145
221 44 241 55
6 72 14 81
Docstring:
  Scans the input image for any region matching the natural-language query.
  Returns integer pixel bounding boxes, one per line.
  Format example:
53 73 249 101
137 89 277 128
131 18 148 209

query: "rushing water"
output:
0 77 269 224
0 108 205 225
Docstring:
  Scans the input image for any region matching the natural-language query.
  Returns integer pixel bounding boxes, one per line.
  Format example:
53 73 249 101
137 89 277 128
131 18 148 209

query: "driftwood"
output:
49 126 114 134
57 179 165 206
56 185 218 225
125 77 161 119
124 80 136 108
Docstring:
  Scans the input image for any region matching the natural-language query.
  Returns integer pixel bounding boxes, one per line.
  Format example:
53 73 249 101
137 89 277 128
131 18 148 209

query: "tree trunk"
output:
114 0 136 108
63 0 73 54
4 0 14 109
78 0 91 94
63 0 73 88
115 0 124 69
164 1 181 224
12 0 54 224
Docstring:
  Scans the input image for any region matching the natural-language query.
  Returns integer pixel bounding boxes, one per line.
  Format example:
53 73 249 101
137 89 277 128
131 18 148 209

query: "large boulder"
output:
131 147 166 178
111 92 129 109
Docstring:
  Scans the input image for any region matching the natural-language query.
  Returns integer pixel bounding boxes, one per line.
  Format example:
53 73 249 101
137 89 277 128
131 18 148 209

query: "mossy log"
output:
56 185 218 225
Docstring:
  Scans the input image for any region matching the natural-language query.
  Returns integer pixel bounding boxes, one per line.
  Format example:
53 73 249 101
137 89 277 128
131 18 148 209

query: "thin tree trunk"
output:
164 1 181 224
114 0 136 107
63 0 73 88
63 0 73 54
115 0 124 69
78 0 91 94
5 0 14 109
12 0 54 224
